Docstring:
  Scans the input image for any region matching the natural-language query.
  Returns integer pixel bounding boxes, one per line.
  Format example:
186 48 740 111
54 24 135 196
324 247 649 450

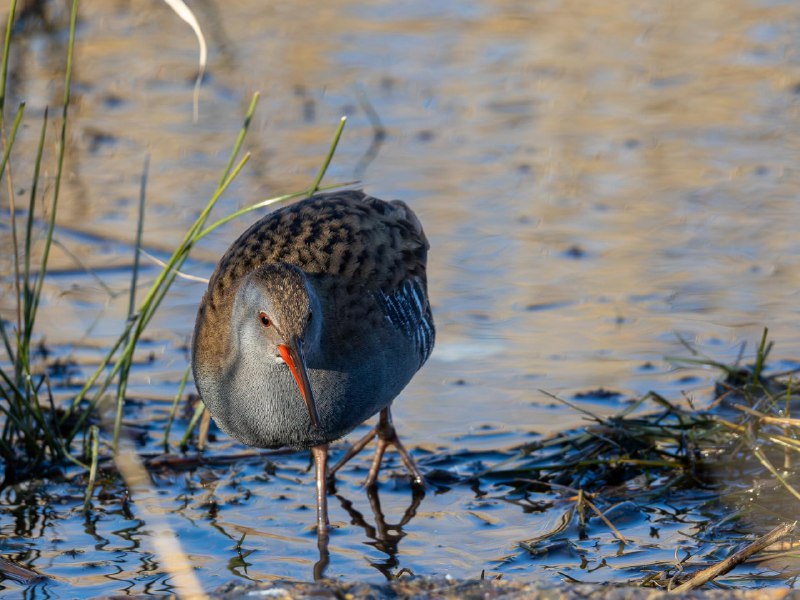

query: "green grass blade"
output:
0 371 41 457
198 191 310 238
21 108 49 353
65 319 135 415
27 0 79 356
2 103 26 375
82 425 100 512
0 316 14 362
0 369 33 432
163 365 192 453
0 0 17 116
197 181 354 240
128 154 149 326
0 102 24 186
218 92 259 185
308 116 346 196
0 433 14 465
36 374 63 460
111 362 132 453
179 401 206 452
752 327 769 386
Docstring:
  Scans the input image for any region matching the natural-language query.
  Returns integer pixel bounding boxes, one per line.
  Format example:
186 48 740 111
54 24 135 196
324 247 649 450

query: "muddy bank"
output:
212 577 792 599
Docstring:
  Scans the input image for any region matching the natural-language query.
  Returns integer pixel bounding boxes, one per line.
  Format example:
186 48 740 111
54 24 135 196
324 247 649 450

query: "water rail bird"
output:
192 190 434 534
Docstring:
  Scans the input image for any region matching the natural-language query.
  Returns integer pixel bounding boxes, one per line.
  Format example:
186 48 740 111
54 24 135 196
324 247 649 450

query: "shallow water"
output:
2 0 800 596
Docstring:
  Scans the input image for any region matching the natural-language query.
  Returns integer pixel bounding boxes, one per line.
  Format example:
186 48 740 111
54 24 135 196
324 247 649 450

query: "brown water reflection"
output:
2 0 800 595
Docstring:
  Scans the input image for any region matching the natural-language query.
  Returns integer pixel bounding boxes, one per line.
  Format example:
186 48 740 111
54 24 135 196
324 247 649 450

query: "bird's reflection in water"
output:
314 530 330 581
313 483 425 581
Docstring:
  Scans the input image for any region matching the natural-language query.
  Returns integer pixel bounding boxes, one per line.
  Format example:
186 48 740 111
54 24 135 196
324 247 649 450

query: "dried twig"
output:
670 521 796 593
582 496 628 544
140 249 209 283
143 448 291 470
538 389 605 423
197 408 211 451
752 448 800 503
733 403 800 427
0 556 44 585
515 478 628 544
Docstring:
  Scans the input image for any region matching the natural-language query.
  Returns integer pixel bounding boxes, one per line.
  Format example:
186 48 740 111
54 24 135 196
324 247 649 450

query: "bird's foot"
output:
328 407 424 489
364 422 424 488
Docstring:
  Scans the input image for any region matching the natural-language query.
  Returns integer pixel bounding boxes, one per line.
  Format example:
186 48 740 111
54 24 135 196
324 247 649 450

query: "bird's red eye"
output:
259 312 271 328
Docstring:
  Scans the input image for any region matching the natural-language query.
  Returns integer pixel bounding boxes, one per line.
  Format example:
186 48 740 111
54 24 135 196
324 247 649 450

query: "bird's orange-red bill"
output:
278 340 320 428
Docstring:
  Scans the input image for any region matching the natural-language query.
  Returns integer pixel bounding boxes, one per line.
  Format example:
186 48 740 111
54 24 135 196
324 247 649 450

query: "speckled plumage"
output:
192 190 434 452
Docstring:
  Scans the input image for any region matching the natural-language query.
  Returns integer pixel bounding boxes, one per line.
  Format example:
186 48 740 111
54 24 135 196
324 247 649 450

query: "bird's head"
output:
233 262 322 427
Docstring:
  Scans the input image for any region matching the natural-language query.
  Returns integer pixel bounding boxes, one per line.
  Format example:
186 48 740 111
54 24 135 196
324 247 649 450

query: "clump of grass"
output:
481 328 800 589
0 0 79 481
0 0 349 484
486 329 798 496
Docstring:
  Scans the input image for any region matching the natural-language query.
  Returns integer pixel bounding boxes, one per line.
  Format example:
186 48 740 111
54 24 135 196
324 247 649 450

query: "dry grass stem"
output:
670 522 796 593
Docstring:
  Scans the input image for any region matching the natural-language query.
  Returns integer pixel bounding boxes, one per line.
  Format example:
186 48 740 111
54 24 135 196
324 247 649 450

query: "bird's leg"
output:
312 444 332 580
311 444 330 535
327 427 378 485
365 408 424 488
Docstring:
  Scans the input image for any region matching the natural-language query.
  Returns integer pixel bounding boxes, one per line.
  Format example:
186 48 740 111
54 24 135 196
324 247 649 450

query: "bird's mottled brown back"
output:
194 190 430 368
210 190 427 298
